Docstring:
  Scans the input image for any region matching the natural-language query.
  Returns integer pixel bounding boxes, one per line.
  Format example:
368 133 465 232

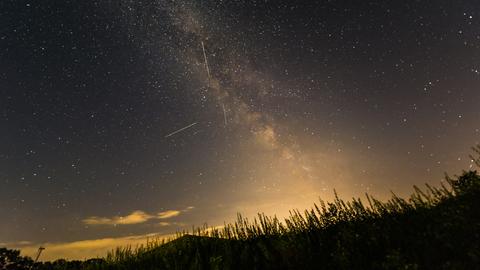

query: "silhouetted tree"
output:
0 247 34 270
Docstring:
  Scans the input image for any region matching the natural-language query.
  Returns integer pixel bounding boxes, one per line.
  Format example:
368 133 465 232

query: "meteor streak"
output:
201 41 211 80
222 104 227 126
164 122 197 138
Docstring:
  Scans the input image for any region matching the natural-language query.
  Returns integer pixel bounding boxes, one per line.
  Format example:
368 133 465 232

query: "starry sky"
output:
1 0 480 260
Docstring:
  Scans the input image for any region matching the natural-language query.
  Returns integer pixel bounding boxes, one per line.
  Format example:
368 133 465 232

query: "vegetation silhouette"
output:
2 146 480 269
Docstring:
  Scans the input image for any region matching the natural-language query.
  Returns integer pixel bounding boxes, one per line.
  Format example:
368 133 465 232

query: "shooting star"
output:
164 122 197 138
201 41 211 80
222 104 227 126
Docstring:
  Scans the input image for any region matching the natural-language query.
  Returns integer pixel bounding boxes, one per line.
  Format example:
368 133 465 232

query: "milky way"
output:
1 0 479 260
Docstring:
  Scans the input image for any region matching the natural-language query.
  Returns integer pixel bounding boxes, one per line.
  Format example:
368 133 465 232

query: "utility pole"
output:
29 247 45 270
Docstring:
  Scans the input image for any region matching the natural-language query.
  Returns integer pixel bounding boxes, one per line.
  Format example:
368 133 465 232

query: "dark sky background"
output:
1 0 479 260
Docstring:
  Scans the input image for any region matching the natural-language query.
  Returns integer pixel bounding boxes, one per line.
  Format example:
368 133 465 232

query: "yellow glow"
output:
16 233 175 261
82 210 153 225
157 210 181 219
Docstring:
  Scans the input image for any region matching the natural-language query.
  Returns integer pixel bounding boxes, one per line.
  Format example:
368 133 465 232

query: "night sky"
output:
1 0 479 260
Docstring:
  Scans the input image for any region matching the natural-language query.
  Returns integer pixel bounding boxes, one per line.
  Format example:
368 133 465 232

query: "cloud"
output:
82 210 153 226
157 210 181 219
13 232 176 261
158 222 170 226
82 207 195 226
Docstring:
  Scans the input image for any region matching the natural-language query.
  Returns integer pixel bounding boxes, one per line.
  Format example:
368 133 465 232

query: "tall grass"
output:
94 174 479 269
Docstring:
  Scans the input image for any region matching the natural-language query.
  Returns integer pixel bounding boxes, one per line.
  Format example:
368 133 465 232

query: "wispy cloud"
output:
13 232 175 261
82 207 194 226
83 211 153 225
158 222 171 226
157 210 181 219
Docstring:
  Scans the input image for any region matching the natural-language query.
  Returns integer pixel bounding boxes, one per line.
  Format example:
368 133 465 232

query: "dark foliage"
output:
0 248 34 269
